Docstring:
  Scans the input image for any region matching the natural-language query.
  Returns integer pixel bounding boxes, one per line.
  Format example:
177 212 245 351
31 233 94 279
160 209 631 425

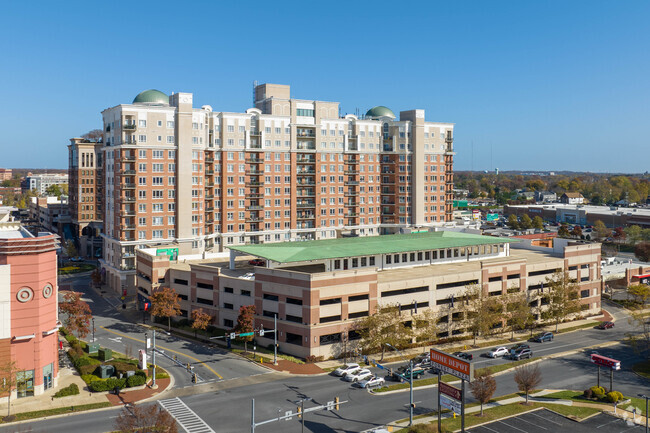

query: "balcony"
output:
250 130 262 136
344 191 358 196
246 205 263 211
122 170 136 175
344 170 359 175
344 202 357 207
445 135 453 143
381 211 395 216
245 181 264 187
383 145 394 152
121 211 136 217
122 183 136 189
123 123 136 131
121 155 136 162
205 220 214 225
123 224 136 230
345 158 359 164
249 143 262 149
122 196 136 203
246 170 264 175
297 181 315 186
205 194 214 200
205 182 214 188
297 190 315 197
247 192 263 198
381 200 395 205
344 181 359 186
345 213 359 218
297 202 315 208
381 159 395 164
205 157 214 163
296 157 315 163
297 213 315 220
246 157 263 163
206 207 214 212
297 170 315 176
205 170 214 175
246 216 264 222
296 144 316 151
296 129 315 138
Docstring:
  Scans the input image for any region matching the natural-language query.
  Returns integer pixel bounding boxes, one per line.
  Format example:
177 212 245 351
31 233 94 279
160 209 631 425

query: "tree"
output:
414 308 438 344
64 240 78 258
505 291 534 340
570 225 583 239
45 184 65 198
634 242 650 262
626 309 650 358
625 225 642 245
558 225 571 238
543 270 582 332
594 220 610 241
628 284 650 306
59 291 92 338
0 360 19 420
613 227 626 243
150 287 181 331
190 309 212 338
470 368 497 416
90 269 102 288
514 364 542 404
82 129 104 142
460 285 502 346
235 305 256 353
507 214 519 230
520 214 532 230
532 216 544 230
113 404 178 433
354 304 413 361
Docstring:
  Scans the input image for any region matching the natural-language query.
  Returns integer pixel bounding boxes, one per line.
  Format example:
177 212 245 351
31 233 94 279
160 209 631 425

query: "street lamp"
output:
638 394 649 433
92 318 95 342
386 343 414 426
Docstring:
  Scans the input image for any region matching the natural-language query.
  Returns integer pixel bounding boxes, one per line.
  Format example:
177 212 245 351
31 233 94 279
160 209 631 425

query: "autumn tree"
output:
507 214 519 230
634 242 650 263
514 364 542 404
625 225 642 245
113 404 178 433
0 360 19 420
414 308 438 344
59 291 92 338
532 216 544 230
570 225 583 239
594 220 610 241
520 214 533 230
354 304 413 361
90 269 102 288
235 305 256 352
64 240 78 258
558 225 571 238
470 368 497 416
190 308 212 338
628 284 650 306
626 309 650 358
543 270 582 332
460 284 502 346
505 291 534 340
150 287 181 331
613 227 626 243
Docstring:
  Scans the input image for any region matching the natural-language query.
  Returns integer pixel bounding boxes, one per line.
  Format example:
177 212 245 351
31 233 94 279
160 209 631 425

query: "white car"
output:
333 363 360 377
487 346 508 358
344 368 372 382
357 375 386 388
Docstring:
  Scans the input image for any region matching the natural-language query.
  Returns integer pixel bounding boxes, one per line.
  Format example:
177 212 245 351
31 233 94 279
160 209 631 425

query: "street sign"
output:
430 348 474 382
376 363 385 370
259 329 264 337
591 354 621 370
487 213 498 222
239 332 255 337
440 394 462 414
230 333 236 339
439 382 462 400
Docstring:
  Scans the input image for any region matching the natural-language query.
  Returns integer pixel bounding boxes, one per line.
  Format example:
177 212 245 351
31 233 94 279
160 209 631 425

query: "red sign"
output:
590 354 621 371
430 348 474 382
439 381 462 401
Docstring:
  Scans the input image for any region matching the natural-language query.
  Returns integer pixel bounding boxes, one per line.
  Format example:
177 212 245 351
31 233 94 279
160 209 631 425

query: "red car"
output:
597 321 615 329
249 259 265 266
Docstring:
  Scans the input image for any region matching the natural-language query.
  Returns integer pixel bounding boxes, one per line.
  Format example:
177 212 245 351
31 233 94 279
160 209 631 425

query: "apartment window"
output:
152 190 163 199
152 230 163 239
166 136 174 144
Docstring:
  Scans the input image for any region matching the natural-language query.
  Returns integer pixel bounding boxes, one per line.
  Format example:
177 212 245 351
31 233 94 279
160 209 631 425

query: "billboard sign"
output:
472 210 481 220
439 382 462 400
430 349 474 382
591 353 621 371
486 213 499 222
440 394 462 414
156 247 179 261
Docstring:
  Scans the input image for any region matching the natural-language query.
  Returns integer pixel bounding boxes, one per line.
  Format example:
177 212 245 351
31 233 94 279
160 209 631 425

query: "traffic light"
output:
335 396 339 411
297 406 302 419
191 374 197 383
410 403 416 409
144 302 150 312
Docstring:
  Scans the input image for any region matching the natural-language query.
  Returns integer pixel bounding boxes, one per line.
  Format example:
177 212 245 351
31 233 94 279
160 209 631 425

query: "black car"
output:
511 348 533 360
453 351 473 361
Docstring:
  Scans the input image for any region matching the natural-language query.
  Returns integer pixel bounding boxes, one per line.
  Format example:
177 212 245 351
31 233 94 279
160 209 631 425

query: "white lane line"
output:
158 397 215 433
498 420 527 432
517 414 547 430
529 410 563 426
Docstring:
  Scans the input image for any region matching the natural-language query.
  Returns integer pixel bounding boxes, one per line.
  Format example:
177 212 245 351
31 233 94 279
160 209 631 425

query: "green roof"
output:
133 89 168 105
366 106 396 119
230 231 516 263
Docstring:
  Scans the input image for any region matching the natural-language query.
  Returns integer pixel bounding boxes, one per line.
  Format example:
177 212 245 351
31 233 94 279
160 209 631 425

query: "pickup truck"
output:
390 365 426 382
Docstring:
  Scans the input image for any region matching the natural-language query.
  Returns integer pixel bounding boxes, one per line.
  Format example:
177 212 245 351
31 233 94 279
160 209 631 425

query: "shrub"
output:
406 424 437 433
583 388 593 399
606 391 624 403
590 386 606 399
126 374 146 387
79 364 99 375
305 355 324 363
54 383 79 398
65 334 78 345
89 377 127 392
73 356 101 370
109 361 137 374
176 318 191 328
135 370 147 378
81 374 100 384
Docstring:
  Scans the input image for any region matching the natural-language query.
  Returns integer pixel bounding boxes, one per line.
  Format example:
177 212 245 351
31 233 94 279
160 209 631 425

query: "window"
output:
286 297 302 305
241 289 251 297
296 108 315 117
173 278 188 285
198 282 214 290
320 298 341 305
349 294 369 302
263 294 279 301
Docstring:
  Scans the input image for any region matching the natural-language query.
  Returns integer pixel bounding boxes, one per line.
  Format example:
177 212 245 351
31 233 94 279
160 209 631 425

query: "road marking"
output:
529 410 562 425
99 326 223 379
597 418 622 428
498 420 527 432
158 397 215 433
517 414 547 430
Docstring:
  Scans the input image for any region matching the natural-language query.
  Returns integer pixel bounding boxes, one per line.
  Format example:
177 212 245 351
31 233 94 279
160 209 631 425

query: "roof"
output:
562 192 584 198
230 231 516 263
365 106 396 119
133 89 168 105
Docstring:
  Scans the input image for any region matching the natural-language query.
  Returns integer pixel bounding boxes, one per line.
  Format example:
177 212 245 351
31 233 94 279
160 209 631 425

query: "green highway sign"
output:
486 213 499 222
239 332 255 337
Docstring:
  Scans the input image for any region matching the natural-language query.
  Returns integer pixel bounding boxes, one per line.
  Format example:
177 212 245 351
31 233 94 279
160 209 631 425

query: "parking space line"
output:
529 410 563 426
498 420 527 432
597 418 621 429
517 414 547 430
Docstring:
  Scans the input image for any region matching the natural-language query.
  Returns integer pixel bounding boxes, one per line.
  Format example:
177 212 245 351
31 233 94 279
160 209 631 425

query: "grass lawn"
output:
5 402 112 423
544 390 647 416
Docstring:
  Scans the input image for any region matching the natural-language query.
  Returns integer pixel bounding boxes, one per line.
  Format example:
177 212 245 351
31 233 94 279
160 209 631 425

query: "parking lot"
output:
467 408 645 432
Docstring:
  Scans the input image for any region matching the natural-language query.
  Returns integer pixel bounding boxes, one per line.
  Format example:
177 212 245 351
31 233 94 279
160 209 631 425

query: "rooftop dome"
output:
365 106 396 119
133 89 168 105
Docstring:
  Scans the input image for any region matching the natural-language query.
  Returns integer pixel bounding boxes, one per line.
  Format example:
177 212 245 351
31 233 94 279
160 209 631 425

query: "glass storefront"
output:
43 363 53 390
16 370 34 398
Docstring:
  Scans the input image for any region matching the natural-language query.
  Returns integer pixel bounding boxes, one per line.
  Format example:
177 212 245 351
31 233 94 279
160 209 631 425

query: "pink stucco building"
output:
0 209 59 399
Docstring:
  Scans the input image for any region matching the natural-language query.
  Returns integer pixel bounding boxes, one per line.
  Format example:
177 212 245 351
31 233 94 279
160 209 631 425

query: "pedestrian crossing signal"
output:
335 397 339 411
297 406 302 419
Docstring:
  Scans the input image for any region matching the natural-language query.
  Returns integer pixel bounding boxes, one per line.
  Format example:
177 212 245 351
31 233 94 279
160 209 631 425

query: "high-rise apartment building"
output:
23 174 68 196
99 84 454 293
0 169 12 181
68 138 103 258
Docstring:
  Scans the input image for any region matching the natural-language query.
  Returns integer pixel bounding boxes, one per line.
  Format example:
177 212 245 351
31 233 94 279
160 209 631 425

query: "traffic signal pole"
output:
152 329 157 389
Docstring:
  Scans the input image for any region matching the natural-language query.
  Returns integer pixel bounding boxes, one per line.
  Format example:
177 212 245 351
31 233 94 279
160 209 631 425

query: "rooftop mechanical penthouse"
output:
136 231 602 358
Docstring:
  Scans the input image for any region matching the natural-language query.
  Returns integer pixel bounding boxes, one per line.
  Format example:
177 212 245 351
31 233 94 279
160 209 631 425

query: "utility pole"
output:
274 314 278 365
92 317 95 342
152 329 157 389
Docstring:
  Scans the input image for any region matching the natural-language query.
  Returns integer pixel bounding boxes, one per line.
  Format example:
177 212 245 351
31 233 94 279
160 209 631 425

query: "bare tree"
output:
0 360 19 420
114 404 178 432
81 129 103 142
470 368 497 416
514 364 542 404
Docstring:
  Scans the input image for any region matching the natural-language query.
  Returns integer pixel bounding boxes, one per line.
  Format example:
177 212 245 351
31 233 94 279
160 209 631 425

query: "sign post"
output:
591 353 621 392
431 349 473 432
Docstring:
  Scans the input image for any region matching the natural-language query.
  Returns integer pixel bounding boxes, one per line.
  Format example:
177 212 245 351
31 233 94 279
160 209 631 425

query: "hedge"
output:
89 377 127 392
81 374 100 384
54 383 79 398
127 374 146 387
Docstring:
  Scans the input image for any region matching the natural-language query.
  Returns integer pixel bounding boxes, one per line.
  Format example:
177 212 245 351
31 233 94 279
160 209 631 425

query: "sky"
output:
0 0 648 172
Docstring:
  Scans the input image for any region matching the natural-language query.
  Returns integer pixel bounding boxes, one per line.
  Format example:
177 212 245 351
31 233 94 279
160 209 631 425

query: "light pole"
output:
638 394 649 433
92 318 95 342
386 343 413 426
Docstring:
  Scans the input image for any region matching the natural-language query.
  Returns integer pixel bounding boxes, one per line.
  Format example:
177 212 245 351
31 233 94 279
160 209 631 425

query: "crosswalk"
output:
158 397 215 433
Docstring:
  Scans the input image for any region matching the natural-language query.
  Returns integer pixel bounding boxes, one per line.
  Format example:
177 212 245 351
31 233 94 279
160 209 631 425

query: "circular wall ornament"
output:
43 284 53 299
17 287 34 303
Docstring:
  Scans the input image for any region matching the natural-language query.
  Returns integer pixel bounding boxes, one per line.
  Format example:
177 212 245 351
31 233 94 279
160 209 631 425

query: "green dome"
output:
133 89 168 105
366 106 396 119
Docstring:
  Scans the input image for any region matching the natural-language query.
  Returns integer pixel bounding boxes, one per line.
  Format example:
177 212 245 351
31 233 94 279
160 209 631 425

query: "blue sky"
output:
1 1 648 172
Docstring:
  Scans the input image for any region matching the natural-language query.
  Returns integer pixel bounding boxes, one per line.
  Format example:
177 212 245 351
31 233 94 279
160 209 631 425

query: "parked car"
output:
511 348 533 360
509 343 530 355
486 346 509 358
452 351 473 361
344 368 373 382
531 332 554 343
333 363 360 377
357 375 386 388
597 321 615 329
69 256 84 262
411 353 432 368
391 365 425 382
249 259 265 266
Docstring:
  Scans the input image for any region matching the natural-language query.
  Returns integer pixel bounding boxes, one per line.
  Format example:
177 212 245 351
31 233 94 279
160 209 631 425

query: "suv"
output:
511 348 533 360
411 354 432 368
391 365 425 382
509 343 530 355
532 332 553 343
